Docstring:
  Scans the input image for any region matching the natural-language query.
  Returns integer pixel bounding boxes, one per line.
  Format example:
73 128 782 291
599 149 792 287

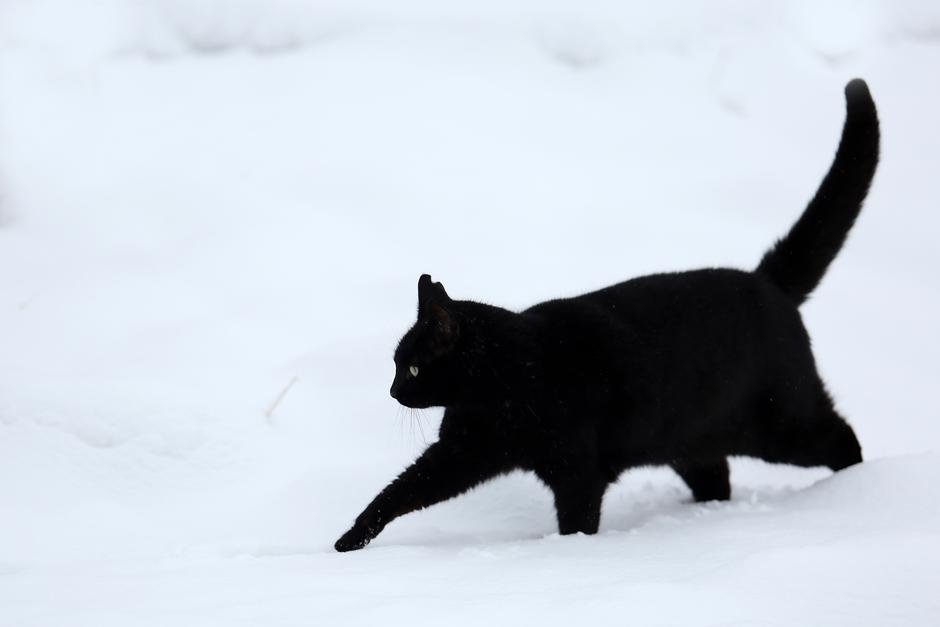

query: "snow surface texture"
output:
1 1 939 625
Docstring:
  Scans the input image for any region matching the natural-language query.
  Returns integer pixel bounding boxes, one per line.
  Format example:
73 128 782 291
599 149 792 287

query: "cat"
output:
335 79 878 552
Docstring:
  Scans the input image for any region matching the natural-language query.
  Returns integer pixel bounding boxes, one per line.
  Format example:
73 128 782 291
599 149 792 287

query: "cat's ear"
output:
417 274 459 352
418 273 435 309
417 274 451 315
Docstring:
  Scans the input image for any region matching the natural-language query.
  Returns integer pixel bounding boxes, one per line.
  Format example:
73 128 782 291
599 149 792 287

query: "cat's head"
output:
389 274 467 409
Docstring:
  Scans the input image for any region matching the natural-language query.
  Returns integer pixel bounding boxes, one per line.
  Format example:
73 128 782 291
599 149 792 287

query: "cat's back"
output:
524 268 805 364
529 267 788 317
590 267 793 324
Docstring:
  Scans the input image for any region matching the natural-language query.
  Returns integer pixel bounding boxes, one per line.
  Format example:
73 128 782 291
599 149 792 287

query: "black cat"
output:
335 79 878 552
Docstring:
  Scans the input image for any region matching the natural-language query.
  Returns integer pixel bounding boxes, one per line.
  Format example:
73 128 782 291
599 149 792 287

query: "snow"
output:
1 1 939 625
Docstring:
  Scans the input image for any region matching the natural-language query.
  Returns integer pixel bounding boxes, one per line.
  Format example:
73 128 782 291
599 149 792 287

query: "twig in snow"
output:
265 376 299 424
18 291 40 311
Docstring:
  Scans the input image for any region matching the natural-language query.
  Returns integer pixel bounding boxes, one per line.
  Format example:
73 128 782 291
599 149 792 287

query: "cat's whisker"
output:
395 405 404 441
397 405 411 444
407 407 417 442
414 409 429 445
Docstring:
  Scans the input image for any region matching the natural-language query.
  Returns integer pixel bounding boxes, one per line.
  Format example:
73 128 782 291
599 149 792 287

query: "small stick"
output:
18 291 41 311
265 376 299 423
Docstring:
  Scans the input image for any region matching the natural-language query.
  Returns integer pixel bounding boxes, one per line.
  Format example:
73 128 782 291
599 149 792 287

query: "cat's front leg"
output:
334 516 383 553
334 440 508 552
549 476 609 535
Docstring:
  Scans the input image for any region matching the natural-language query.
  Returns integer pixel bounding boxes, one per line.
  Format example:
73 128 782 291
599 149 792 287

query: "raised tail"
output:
756 79 880 305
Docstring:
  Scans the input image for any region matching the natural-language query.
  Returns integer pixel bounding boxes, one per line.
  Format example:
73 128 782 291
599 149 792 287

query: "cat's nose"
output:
389 381 400 400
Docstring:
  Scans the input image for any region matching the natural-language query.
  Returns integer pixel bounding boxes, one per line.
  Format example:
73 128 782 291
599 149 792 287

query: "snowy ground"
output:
1 1 939 625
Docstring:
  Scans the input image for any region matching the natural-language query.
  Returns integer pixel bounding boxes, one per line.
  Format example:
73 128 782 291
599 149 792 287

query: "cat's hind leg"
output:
812 409 863 471
671 458 731 502
758 389 862 472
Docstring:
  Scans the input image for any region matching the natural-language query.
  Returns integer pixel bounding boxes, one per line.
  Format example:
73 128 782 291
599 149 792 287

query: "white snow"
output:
1 1 939 625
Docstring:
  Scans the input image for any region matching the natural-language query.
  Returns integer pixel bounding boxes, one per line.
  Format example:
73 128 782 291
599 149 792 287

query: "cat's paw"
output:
334 525 374 552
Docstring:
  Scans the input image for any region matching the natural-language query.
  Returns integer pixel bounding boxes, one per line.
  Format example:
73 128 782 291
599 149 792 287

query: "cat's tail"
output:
755 79 880 305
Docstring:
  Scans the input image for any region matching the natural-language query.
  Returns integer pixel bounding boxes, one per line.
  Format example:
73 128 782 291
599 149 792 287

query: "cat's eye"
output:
409 365 419 377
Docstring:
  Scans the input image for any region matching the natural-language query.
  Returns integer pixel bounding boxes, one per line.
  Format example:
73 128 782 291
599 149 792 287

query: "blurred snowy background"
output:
1 1 938 625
